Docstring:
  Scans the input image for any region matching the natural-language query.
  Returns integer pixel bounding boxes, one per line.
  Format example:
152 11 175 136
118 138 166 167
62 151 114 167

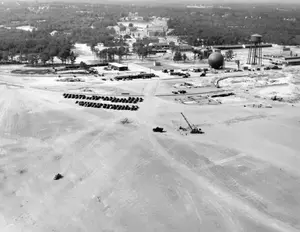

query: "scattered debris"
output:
271 95 283 102
172 90 186 94
18 168 27 175
81 88 93 92
179 126 188 131
244 103 272 108
53 173 64 180
120 118 132 124
56 77 84 82
53 155 62 161
211 92 235 98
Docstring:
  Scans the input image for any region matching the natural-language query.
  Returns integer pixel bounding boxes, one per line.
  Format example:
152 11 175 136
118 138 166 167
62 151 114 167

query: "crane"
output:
180 112 204 134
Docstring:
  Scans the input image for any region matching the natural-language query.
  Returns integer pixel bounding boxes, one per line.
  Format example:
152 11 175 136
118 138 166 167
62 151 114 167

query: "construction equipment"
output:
153 127 165 133
180 112 204 134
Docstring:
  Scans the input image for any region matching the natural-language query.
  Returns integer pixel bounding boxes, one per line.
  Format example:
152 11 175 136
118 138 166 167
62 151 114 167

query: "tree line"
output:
167 4 300 45
0 29 77 65
93 46 129 62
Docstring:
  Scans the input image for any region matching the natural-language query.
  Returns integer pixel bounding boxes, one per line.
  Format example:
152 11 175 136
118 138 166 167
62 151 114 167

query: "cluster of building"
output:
271 56 300 66
119 12 144 22
265 47 300 66
109 12 169 39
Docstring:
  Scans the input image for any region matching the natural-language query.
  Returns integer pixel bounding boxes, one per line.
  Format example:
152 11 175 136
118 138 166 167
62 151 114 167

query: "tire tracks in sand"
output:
143 124 298 232
133 78 298 231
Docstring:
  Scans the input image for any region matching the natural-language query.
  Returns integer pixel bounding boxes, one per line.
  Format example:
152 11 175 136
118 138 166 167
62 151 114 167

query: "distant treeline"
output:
0 1 299 65
167 5 300 45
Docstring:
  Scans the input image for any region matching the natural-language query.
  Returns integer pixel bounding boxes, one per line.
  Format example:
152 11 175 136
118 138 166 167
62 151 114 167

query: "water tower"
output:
247 34 263 66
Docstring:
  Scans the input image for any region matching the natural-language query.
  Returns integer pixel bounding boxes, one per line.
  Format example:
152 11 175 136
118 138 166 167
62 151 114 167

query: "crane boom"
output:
180 112 193 130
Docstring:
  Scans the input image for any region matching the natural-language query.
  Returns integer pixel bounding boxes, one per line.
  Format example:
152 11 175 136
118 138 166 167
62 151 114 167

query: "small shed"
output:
108 63 128 71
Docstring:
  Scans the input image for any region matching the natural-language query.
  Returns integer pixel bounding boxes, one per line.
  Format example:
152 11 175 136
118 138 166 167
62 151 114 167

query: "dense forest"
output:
0 28 76 65
0 1 300 64
166 4 300 45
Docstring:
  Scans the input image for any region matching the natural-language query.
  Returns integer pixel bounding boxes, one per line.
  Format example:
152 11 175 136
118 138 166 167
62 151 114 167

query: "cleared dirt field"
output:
0 64 300 232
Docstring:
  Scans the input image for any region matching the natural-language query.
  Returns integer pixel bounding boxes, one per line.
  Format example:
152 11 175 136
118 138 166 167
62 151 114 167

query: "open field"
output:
1 55 300 232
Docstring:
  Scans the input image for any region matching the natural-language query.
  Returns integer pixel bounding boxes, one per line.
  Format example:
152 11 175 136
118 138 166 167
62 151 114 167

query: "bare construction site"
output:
1 45 300 232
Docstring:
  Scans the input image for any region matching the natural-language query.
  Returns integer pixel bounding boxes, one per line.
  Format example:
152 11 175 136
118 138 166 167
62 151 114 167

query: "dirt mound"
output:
258 84 300 102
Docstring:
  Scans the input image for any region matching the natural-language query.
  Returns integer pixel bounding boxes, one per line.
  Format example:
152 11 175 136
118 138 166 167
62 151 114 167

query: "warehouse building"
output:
108 63 129 71
176 44 193 52
271 56 300 66
283 58 300 66
151 42 170 50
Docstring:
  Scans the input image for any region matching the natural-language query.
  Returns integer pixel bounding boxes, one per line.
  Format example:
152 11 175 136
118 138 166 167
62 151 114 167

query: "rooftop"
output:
285 58 300 63
109 62 128 68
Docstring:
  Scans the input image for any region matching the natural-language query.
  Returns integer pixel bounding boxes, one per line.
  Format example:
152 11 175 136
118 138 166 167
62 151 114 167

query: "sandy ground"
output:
1 55 300 232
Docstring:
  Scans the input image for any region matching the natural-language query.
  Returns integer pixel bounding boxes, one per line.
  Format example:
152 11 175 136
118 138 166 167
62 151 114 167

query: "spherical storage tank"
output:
208 52 224 69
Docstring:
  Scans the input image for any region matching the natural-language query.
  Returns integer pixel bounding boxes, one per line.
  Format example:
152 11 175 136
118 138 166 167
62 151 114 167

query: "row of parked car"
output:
75 101 139 111
162 69 191 78
63 93 144 104
101 96 144 104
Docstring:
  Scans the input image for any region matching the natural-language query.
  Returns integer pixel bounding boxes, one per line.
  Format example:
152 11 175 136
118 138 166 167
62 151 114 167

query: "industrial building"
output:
272 56 300 66
146 26 166 37
150 42 170 50
176 44 194 52
212 44 272 50
271 55 300 65
108 63 129 71
284 58 300 66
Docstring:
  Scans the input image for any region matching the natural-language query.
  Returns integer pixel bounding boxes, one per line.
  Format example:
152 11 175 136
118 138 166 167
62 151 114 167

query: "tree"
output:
27 54 39 66
117 46 126 62
101 49 108 61
182 53 187 62
80 61 88 70
144 16 150 22
120 12 127 18
225 50 234 60
125 47 129 59
8 49 17 61
124 34 131 39
2 51 9 61
169 41 175 47
69 51 78 65
58 47 71 64
119 24 126 31
169 42 176 54
97 49 109 62
193 50 198 61
141 46 149 60
106 48 115 62
40 52 50 65
48 46 59 65
173 51 182 62
136 45 144 59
